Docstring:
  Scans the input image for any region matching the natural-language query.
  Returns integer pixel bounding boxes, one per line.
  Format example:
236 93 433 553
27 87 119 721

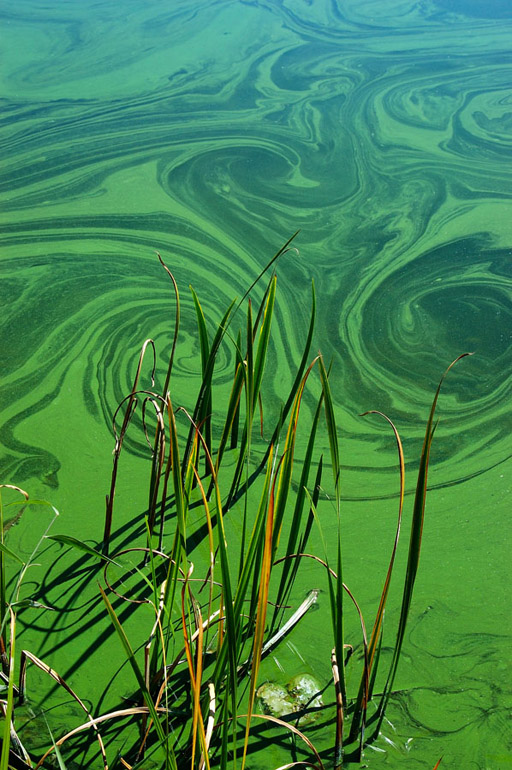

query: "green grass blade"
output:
268 280 316 449
318 357 340 491
237 280 317 501
271 356 319 557
245 298 255 422
373 354 472 740
191 286 213 468
44 720 69 770
166 395 188 572
99 585 170 751
252 276 276 406
214 360 245 474
230 329 243 450
190 286 211 370
349 411 405 744
181 298 237 480
236 231 300 310
271 393 324 631
0 541 25 565
318 355 346 706
224 300 256 507
0 608 15 770
46 535 120 565
241 455 279 770
157 252 181 397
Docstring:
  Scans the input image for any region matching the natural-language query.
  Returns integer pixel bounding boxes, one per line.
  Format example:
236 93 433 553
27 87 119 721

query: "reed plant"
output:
0 236 468 769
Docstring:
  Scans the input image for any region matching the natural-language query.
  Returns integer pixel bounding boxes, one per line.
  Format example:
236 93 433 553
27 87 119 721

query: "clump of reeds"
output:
0 235 469 769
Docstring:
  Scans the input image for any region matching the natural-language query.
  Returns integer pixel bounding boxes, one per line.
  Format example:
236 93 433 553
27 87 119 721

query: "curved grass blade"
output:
230 329 243 450
46 534 121 565
372 354 472 741
181 298 237 481
0 542 25 566
237 231 300 309
103 339 156 553
0 608 15 770
242 455 285 770
33 706 169 770
349 411 405 745
241 712 325 770
331 647 344 770
98 585 170 752
191 286 213 470
236 281 317 504
156 252 180 397
270 388 323 634
318 356 346 707
271 356 319 558
19 647 108 769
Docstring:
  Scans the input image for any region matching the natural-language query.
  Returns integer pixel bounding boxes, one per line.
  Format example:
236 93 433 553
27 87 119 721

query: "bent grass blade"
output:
373 354 472 741
349 410 405 746
318 356 346 709
19 647 108 769
98 585 172 758
0 608 15 770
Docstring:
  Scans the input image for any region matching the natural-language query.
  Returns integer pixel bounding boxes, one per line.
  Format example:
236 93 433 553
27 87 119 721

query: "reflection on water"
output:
1 0 511 767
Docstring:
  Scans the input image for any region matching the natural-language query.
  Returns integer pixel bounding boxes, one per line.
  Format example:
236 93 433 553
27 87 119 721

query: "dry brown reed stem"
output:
137 608 223 758
34 706 168 769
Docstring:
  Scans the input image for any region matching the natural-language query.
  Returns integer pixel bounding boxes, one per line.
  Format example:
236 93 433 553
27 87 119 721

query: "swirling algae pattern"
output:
1 0 511 766
1 0 511 494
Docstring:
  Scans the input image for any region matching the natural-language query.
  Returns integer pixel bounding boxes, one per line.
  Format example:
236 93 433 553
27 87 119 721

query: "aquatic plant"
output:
0 237 470 769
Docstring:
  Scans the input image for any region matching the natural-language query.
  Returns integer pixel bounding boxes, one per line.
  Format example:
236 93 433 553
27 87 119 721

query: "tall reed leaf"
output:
99 585 172 758
271 391 324 632
182 298 237 480
241 451 281 770
0 608 15 770
318 356 346 707
191 286 213 468
349 411 405 746
271 356 319 557
103 339 156 553
156 252 180 397
373 353 472 740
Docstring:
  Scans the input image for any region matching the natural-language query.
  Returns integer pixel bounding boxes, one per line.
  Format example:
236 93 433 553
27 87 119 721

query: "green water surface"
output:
1 0 511 768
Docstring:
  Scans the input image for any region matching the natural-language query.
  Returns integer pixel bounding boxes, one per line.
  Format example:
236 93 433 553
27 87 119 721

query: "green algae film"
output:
1 0 511 767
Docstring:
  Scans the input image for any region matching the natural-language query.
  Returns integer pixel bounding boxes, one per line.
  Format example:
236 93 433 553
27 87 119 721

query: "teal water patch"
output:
433 0 512 20
1 0 511 767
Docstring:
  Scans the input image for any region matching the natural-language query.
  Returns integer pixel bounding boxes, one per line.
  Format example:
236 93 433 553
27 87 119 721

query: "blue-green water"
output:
1 1 511 768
